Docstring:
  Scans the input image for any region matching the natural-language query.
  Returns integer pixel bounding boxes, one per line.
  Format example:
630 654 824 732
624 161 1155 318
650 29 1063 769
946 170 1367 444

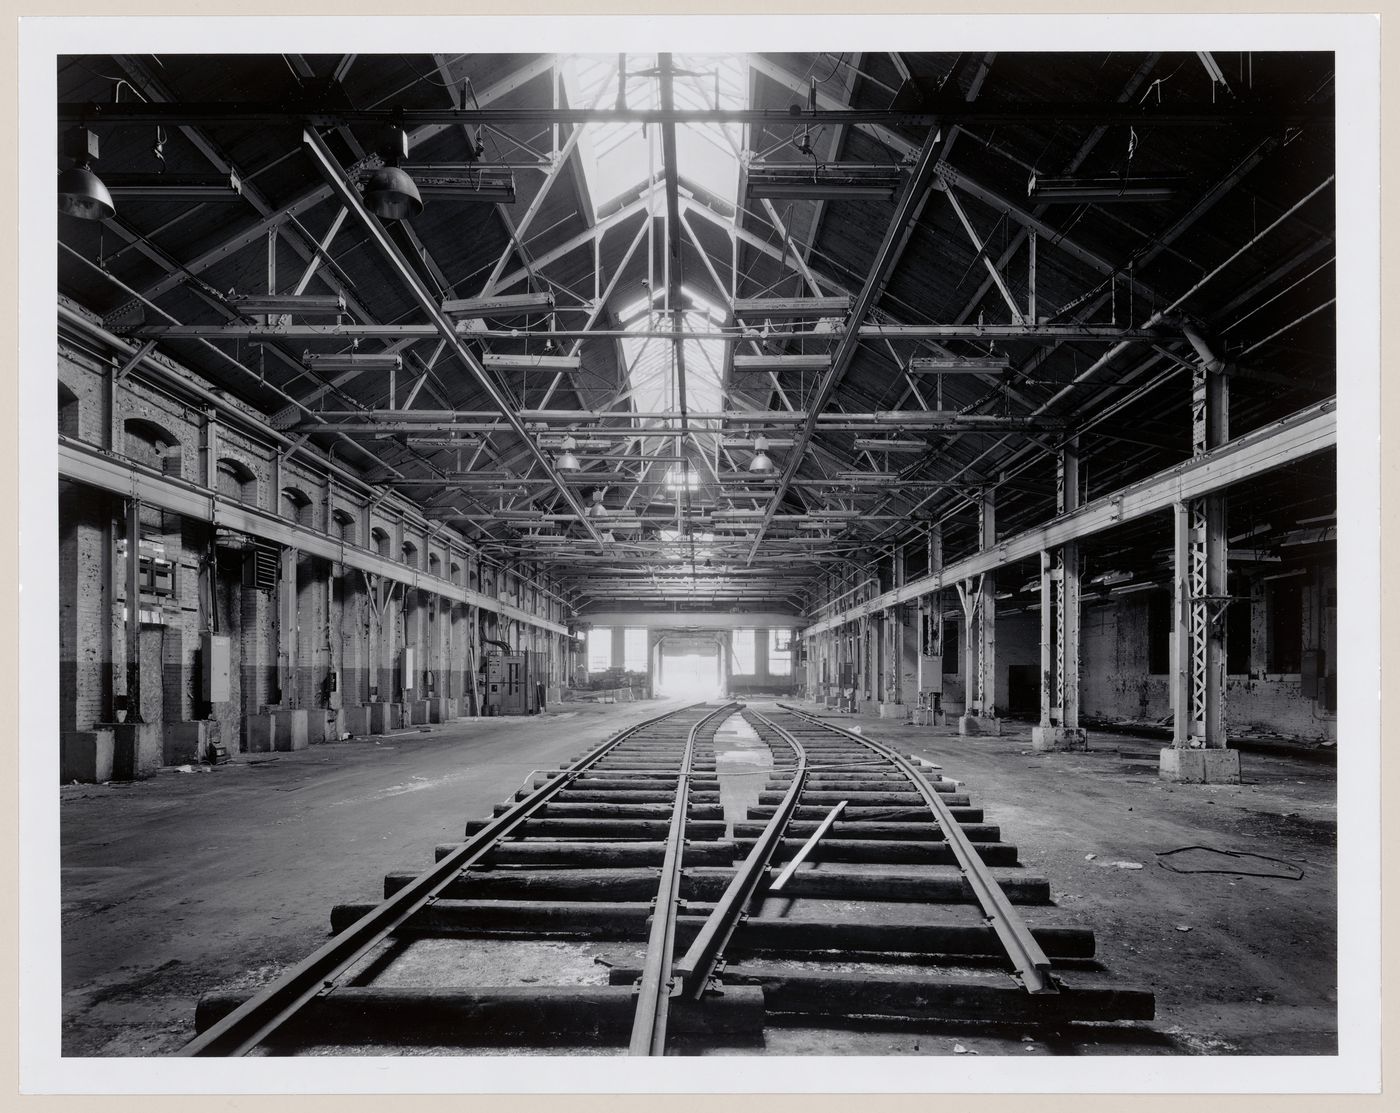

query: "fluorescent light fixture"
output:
1091 570 1133 586
712 509 768 520
232 293 346 318
482 353 581 373
909 356 1011 374
745 165 905 203
405 436 482 449
560 471 630 484
441 293 555 317
1028 175 1178 204
852 437 926 453
538 436 612 450
103 171 244 201
1110 582 1160 595
722 438 795 450
402 165 516 203
804 510 861 521
731 296 852 319
303 352 402 372
832 471 898 483
733 354 831 373
495 510 545 522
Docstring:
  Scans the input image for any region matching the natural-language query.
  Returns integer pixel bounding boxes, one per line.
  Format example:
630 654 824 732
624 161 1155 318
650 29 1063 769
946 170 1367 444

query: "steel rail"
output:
769 801 847 893
775 705 1058 995
673 710 808 1000
178 701 709 1056
627 702 739 1055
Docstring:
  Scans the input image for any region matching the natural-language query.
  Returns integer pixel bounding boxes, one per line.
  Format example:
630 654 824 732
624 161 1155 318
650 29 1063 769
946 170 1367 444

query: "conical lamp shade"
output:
363 166 423 221
557 451 582 472
748 450 774 473
58 164 115 221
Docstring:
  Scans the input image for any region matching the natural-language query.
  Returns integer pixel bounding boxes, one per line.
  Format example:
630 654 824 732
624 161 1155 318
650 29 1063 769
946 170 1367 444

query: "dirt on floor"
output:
780 700 1337 1056
58 700 690 1056
56 697 1337 1058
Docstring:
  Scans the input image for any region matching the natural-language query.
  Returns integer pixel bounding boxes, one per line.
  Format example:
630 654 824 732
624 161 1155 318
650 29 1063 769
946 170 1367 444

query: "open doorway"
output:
656 651 722 701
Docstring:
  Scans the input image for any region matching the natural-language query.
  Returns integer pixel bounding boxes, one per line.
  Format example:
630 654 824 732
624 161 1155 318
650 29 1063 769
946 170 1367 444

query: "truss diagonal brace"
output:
300 126 605 550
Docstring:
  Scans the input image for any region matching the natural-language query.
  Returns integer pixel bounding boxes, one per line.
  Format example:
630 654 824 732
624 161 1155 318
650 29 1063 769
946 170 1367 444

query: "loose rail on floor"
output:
628 702 736 1054
180 701 712 1057
186 699 1155 1054
776 703 1056 995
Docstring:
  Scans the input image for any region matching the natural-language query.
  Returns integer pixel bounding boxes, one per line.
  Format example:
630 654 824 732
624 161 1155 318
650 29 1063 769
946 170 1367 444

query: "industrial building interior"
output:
51 47 1344 1064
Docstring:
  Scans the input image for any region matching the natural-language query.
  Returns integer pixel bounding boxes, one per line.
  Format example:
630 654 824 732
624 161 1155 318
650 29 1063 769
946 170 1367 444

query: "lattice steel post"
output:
1034 443 1087 750
977 490 998 724
1162 356 1239 782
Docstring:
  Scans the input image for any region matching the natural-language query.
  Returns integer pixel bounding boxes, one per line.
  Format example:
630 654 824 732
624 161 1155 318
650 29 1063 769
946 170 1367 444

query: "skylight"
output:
560 55 749 480
563 54 748 213
617 285 726 417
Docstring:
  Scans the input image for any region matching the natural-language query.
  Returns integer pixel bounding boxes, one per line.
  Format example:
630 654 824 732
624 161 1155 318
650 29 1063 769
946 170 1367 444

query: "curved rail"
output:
673 709 806 1000
180 701 711 1057
628 701 738 1054
776 703 1056 994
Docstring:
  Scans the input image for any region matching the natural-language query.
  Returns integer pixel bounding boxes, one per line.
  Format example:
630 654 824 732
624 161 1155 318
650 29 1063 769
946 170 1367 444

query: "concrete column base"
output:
427 697 451 723
958 714 1000 737
1159 746 1242 784
368 702 392 735
1031 725 1088 752
409 699 431 726
878 702 904 719
343 705 371 737
166 720 216 765
246 713 277 754
272 709 309 752
62 730 114 783
307 709 339 745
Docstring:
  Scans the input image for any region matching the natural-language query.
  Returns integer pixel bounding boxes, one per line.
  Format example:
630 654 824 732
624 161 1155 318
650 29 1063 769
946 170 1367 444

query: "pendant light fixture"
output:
748 434 776 474
362 122 423 222
57 127 115 222
555 435 582 473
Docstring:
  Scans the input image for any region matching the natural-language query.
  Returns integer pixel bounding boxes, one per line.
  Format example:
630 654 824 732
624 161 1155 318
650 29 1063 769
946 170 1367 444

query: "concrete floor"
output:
59 698 692 1055
58 697 1336 1057
786 700 1338 1056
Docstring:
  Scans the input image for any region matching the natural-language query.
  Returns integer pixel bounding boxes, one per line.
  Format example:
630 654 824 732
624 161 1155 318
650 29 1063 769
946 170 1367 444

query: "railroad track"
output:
184 701 1153 1055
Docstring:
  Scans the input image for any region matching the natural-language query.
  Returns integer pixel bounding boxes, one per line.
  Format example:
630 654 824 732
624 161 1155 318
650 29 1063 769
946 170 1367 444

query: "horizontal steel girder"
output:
125 322 1165 343
60 101 1332 128
56 437 568 634
803 398 1336 635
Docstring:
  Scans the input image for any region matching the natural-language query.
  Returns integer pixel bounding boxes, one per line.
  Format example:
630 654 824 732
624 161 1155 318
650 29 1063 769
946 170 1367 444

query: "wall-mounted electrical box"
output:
401 647 416 691
202 633 231 703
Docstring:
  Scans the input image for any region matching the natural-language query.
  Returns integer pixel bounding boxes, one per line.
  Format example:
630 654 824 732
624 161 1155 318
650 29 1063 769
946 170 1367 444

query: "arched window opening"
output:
281 486 313 528
216 457 257 502
331 507 357 542
125 418 182 478
58 383 80 438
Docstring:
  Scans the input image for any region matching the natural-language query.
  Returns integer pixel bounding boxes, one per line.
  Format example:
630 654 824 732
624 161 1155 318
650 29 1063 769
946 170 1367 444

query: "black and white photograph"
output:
17 9 1382 1097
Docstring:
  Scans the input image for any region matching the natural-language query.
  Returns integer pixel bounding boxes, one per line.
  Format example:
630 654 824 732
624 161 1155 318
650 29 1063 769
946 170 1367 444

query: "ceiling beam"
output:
744 124 946 563
301 125 606 549
61 100 1330 129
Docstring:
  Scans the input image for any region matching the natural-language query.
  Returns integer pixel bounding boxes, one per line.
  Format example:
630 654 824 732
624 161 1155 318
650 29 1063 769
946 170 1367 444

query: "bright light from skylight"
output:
563 54 748 213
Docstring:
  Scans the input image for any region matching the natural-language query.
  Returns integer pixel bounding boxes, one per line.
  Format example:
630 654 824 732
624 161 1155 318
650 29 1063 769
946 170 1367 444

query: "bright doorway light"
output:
656 652 722 700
